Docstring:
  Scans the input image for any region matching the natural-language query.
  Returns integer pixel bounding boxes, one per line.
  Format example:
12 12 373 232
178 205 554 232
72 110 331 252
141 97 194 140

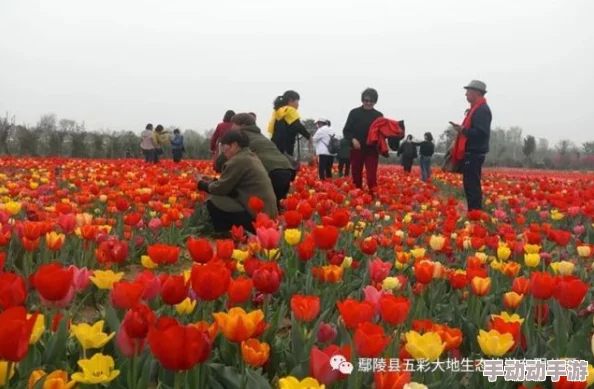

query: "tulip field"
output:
1 156 594 389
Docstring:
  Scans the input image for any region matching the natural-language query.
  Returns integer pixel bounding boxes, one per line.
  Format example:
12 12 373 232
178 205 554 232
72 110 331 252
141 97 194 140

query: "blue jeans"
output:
420 156 432 181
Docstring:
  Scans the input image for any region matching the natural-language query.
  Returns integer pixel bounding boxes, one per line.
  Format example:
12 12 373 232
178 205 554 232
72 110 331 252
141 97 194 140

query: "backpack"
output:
326 134 341 155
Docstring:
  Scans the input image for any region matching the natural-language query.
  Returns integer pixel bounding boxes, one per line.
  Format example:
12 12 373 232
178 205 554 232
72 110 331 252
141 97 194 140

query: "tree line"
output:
1 113 592 170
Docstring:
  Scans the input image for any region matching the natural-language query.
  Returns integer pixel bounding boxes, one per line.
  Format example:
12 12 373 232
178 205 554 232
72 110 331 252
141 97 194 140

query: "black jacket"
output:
398 141 418 159
343 107 383 150
414 141 435 157
463 104 492 154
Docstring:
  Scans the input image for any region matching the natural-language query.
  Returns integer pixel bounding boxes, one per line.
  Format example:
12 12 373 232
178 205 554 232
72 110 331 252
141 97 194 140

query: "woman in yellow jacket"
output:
268 90 313 158
153 124 170 163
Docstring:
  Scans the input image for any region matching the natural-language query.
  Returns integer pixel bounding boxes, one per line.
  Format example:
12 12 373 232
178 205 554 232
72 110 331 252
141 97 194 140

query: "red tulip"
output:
374 371 411 389
191 261 231 301
147 244 180 265
252 262 283 294
122 303 156 339
111 281 144 310
360 237 378 256
32 263 74 302
512 276 531 295
0 306 38 362
530 272 557 300
148 317 212 371
313 225 339 250
354 322 391 358
317 323 337 344
95 237 129 265
228 276 253 304
554 276 588 309
160 275 189 305
336 298 374 330
310 344 352 386
0 272 27 310
414 261 434 285
379 295 411 326
134 270 161 300
284 210 303 229
248 196 264 213
290 295 321 323
186 237 214 264
216 240 234 260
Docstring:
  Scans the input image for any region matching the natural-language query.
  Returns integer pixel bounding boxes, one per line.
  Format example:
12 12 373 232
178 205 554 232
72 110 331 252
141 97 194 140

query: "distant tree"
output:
436 126 457 152
302 118 316 134
583 141 594 155
37 114 57 132
523 135 536 160
556 139 573 156
58 119 77 133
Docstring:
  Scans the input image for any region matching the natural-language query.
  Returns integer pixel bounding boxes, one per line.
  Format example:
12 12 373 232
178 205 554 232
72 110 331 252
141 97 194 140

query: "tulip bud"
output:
317 323 337 344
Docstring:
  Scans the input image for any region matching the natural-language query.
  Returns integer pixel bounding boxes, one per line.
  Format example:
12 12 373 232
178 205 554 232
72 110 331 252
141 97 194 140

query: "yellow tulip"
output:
278 376 325 389
28 369 76 389
382 277 401 291
175 297 197 315
404 384 428 389
3 201 22 216
497 245 511 261
70 321 115 350
232 249 250 262
550 261 574 276
90 270 124 290
490 260 503 271
429 235 445 251
29 314 45 344
265 249 280 260
477 330 514 357
410 248 425 259
402 214 412 224
341 256 353 269
141 255 158 269
524 253 540 268
474 252 488 264
71 353 120 385
99 195 107 202
523 244 540 254
0 361 15 386
236 262 245 273
551 210 564 220
577 245 591 258
405 331 445 362
588 364 594 386
490 312 524 325
284 229 302 246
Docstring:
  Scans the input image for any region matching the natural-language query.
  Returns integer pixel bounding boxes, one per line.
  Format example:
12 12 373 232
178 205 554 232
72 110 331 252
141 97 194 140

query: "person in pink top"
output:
210 110 236 155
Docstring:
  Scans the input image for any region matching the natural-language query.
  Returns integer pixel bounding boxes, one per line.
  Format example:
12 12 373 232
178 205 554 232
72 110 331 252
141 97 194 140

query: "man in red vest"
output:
450 80 492 211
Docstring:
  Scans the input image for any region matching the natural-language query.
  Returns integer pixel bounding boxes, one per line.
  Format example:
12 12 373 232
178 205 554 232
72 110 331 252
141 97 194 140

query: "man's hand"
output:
352 139 361 150
450 122 463 133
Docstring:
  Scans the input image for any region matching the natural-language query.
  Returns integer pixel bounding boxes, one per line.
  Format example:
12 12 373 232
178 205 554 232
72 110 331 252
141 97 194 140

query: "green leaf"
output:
245 368 272 389
105 303 121 333
209 363 241 389
137 355 155 389
32 376 48 389
43 313 70 365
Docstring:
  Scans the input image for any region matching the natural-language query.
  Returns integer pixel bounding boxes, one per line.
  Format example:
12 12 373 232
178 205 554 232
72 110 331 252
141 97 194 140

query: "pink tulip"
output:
57 213 77 234
134 270 161 300
148 218 161 231
363 285 385 315
0 211 9 224
539 211 549 220
369 258 391 284
568 206 581 218
494 209 507 219
256 227 282 251
116 326 146 358
574 225 585 236
70 265 91 291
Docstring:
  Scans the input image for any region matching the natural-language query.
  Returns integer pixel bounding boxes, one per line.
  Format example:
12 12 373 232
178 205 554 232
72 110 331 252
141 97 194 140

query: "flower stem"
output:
4 362 12 388
173 371 183 389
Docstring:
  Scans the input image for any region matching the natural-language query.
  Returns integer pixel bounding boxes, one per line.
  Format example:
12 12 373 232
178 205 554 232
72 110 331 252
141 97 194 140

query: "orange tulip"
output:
45 232 65 252
503 292 523 310
501 262 521 278
241 338 270 367
290 295 321 323
470 277 491 297
312 265 343 283
212 308 266 343
192 321 219 342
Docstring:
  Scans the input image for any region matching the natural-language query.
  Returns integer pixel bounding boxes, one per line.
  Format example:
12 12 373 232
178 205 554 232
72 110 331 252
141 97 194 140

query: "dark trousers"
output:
206 200 255 234
420 156 431 181
351 148 379 189
142 149 154 163
172 150 183 163
463 153 486 211
269 169 293 209
402 157 414 173
338 158 350 177
318 155 334 180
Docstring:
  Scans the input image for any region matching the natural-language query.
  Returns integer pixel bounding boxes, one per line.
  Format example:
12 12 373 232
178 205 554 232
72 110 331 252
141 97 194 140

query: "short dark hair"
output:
361 88 378 103
220 129 250 148
155 124 164 132
249 112 257 119
146 123 153 130
406 134 413 140
273 90 300 110
424 132 433 142
231 113 256 126
173 129 180 135
223 110 236 123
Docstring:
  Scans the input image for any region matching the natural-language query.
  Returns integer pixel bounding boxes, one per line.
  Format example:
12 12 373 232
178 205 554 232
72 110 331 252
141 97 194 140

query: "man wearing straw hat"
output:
450 80 492 211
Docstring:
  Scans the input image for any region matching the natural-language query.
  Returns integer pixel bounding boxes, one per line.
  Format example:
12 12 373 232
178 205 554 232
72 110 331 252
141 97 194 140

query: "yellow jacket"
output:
267 106 300 136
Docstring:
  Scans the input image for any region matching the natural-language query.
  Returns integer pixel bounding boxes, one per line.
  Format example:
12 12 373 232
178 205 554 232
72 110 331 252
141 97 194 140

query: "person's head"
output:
173 129 180 135
249 112 257 120
223 110 236 123
146 123 153 131
230 113 256 130
219 129 250 159
424 132 433 142
361 88 379 110
463 80 487 104
155 124 164 133
315 118 331 128
406 134 413 142
273 90 300 110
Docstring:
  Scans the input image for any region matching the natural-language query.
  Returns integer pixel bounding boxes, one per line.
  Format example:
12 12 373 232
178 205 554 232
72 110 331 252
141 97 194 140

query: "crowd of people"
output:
142 81 492 235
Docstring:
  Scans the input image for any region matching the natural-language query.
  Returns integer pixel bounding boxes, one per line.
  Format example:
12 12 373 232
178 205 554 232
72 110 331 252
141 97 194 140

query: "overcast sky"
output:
1 0 593 143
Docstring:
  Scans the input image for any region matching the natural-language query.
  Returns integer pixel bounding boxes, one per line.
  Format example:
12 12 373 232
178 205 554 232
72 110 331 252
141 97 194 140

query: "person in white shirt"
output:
313 118 336 180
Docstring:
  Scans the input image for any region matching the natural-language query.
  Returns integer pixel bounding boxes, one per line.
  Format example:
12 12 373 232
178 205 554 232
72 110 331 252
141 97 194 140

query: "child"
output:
337 137 351 177
170 129 185 163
